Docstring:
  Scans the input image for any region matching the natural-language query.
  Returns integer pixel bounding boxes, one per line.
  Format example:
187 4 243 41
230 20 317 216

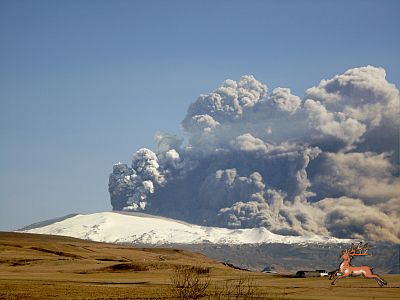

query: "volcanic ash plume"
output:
109 66 400 243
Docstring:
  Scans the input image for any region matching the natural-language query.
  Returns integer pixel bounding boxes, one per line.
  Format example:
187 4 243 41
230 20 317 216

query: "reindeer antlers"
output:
342 242 372 257
354 242 372 256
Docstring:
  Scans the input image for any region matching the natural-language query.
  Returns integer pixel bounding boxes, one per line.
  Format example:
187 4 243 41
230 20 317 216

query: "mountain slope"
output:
21 211 348 245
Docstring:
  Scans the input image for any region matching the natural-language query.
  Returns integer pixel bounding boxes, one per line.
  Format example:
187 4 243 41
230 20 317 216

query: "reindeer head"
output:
340 242 372 261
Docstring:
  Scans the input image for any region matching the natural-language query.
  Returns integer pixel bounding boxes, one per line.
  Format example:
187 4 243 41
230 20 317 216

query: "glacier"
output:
21 211 350 245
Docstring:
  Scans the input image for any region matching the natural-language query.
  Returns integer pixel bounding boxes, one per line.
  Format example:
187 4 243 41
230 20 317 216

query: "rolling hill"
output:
1 231 399 299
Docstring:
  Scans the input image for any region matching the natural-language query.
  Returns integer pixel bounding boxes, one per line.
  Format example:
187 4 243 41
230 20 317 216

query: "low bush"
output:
169 266 210 299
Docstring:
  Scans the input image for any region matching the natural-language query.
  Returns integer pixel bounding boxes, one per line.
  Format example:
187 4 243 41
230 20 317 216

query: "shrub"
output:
207 276 256 300
169 266 210 299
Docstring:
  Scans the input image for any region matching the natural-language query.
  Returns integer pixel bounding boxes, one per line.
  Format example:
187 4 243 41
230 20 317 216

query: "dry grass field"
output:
0 232 399 299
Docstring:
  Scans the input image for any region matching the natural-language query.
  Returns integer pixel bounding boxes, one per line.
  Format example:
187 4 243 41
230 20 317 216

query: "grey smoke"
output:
109 66 400 243
312 152 400 204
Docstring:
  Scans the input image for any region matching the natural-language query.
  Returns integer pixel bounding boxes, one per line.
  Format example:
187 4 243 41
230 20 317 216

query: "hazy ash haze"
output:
0 1 399 236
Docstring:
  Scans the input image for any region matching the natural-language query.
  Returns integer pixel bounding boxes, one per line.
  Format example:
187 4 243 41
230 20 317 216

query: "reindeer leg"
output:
331 274 348 285
329 270 338 280
374 277 383 287
371 274 386 286
376 274 387 285
362 274 384 287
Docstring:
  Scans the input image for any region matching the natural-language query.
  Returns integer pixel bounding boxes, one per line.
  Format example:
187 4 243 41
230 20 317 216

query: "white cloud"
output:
304 65 399 146
268 87 301 114
304 99 366 148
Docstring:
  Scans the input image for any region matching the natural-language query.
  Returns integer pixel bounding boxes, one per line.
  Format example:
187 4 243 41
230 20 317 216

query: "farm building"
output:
317 269 329 276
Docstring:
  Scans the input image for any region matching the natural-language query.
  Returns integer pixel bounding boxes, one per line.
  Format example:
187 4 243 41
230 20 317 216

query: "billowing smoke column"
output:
109 66 400 243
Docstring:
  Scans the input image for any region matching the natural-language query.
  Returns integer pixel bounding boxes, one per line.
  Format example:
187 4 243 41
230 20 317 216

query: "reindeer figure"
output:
330 242 386 286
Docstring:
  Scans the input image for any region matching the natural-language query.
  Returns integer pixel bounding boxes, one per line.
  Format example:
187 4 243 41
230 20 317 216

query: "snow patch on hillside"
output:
22 212 349 245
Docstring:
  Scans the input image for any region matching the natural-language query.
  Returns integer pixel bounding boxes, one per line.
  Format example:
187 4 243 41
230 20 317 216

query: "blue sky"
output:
0 0 399 230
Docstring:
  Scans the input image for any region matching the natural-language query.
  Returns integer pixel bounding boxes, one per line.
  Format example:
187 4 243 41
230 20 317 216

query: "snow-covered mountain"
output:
21 211 348 245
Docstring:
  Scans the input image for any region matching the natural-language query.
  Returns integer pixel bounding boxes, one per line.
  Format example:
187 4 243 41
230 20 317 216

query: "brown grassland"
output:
0 232 398 299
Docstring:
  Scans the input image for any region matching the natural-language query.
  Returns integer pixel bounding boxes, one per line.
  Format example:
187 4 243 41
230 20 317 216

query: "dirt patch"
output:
0 258 43 266
104 263 149 272
222 262 250 271
30 247 82 259
0 243 23 248
96 257 128 262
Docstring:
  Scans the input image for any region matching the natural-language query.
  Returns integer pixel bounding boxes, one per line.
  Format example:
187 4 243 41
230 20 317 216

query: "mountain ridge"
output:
20 211 350 245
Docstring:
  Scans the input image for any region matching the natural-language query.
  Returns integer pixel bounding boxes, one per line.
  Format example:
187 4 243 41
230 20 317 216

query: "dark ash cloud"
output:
109 66 400 243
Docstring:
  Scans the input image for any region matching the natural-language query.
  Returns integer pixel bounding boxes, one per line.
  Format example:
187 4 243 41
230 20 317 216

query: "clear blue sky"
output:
1 0 399 230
